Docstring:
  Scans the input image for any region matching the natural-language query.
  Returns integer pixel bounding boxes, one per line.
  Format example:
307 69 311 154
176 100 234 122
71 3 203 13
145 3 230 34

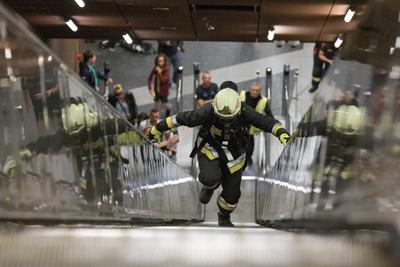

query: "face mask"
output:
217 116 236 125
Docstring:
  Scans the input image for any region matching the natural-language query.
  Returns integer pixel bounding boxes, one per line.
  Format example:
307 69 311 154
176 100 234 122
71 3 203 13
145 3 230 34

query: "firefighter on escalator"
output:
1 98 136 205
148 81 290 227
293 97 366 208
240 82 274 165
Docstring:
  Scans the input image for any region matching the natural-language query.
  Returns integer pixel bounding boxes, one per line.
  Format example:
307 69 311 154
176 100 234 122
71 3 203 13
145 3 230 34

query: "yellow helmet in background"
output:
328 105 365 135
62 102 99 134
213 88 242 120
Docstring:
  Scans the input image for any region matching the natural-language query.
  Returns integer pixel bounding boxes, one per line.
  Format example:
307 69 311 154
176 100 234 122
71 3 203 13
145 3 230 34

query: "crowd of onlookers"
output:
78 40 185 158
77 40 285 163
77 39 277 163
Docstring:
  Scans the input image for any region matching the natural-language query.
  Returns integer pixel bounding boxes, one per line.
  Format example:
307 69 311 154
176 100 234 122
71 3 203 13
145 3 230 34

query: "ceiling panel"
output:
42 0 123 17
192 10 258 41
120 3 195 40
188 0 260 6
259 0 334 41
37 25 128 39
2 0 365 41
116 0 187 6
4 0 48 11
134 29 196 40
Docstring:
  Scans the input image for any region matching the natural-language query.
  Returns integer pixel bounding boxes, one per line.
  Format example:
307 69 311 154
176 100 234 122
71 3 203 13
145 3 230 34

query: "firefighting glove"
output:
273 124 290 145
148 126 161 143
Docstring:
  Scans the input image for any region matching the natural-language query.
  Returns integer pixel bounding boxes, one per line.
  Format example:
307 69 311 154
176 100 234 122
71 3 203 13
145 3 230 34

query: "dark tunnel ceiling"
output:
4 0 368 42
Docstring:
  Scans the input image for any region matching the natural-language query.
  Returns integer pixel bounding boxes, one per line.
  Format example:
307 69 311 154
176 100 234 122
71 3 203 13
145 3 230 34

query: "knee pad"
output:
199 175 220 190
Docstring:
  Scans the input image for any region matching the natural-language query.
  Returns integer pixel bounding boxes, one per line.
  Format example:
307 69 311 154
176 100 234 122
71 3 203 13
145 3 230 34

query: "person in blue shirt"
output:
79 50 112 92
195 71 218 108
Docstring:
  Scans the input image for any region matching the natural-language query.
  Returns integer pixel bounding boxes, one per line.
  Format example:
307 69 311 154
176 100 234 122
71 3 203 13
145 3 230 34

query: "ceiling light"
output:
74 0 85 8
123 33 133 44
344 7 355 23
334 34 344 48
65 18 78 32
267 26 275 41
47 55 53 62
4 47 12 59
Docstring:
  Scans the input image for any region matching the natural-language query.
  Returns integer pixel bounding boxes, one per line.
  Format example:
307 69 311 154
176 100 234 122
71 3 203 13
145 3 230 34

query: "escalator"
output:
0 0 399 266
0 224 394 267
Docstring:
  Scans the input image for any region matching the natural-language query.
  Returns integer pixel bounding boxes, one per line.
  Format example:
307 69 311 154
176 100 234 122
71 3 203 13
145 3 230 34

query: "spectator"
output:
195 71 218 108
139 108 161 133
79 50 112 92
136 112 149 128
158 40 184 85
139 108 179 155
108 84 137 124
240 82 274 165
148 54 171 116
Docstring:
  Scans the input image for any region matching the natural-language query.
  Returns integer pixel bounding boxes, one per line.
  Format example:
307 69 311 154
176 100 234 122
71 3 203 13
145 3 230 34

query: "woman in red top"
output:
148 54 171 115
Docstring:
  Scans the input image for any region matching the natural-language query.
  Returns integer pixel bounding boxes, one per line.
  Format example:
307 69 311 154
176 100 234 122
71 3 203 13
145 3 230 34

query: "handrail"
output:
262 67 273 175
175 66 184 113
282 64 291 132
190 63 201 178
193 62 200 109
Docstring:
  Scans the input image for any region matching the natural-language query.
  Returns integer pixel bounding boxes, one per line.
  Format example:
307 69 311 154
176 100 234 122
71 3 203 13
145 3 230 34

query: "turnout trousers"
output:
197 153 243 215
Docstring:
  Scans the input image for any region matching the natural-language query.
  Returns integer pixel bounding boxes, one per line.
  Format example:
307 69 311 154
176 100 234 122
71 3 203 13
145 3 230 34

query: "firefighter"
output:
309 42 338 93
149 82 290 227
309 42 324 93
240 82 274 165
1 98 136 205
293 100 366 209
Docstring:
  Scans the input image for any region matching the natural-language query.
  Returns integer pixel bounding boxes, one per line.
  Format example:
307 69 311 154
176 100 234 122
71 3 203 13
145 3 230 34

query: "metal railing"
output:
175 66 184 113
190 63 201 178
0 2 202 222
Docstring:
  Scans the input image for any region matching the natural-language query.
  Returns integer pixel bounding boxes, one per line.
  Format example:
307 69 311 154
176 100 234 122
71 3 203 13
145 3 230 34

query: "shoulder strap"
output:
189 107 215 158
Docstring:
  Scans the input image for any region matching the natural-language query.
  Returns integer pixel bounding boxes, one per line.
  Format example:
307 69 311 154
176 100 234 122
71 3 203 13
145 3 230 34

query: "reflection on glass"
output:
0 3 201 221
257 0 400 225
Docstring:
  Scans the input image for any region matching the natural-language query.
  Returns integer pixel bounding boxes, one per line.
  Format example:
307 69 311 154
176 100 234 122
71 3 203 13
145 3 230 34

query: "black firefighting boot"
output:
199 186 214 204
218 212 234 227
217 196 236 227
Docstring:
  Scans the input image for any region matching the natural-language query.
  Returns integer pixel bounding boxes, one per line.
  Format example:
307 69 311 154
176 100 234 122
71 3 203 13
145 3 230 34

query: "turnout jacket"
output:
155 103 286 173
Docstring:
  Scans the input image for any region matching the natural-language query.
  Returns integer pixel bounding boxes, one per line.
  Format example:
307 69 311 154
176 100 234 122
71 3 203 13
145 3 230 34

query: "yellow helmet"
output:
328 105 365 135
62 102 99 134
213 88 241 119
